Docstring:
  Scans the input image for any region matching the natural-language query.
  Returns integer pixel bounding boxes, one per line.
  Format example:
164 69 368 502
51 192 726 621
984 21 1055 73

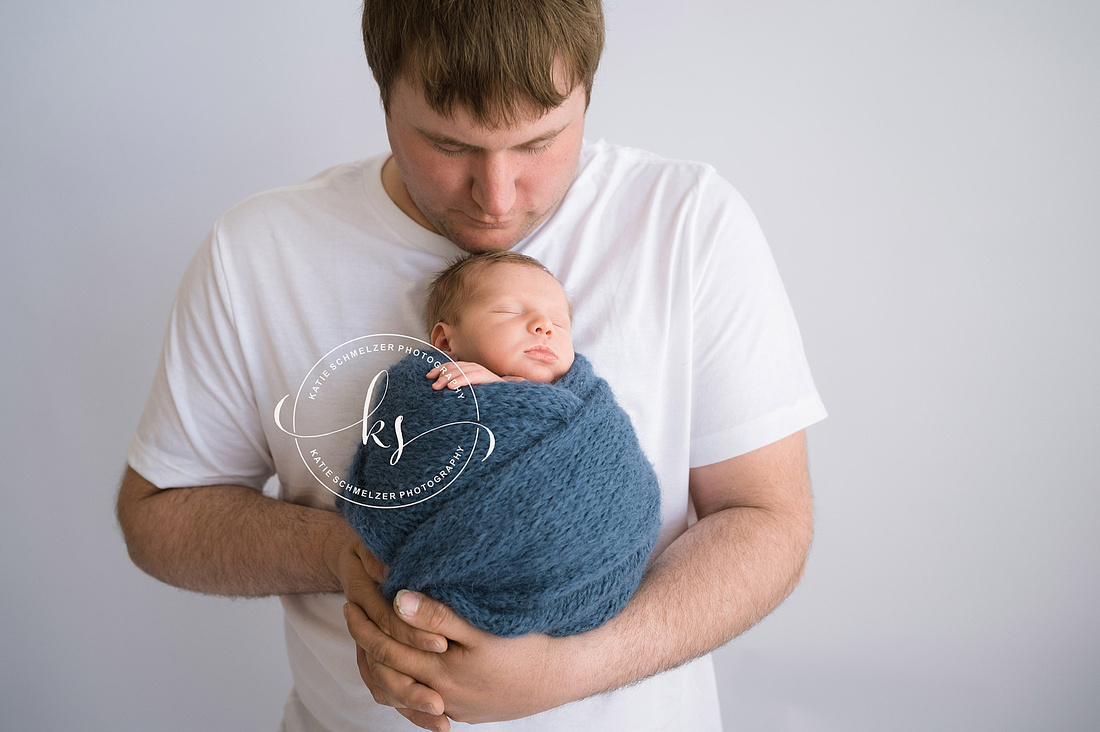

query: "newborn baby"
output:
339 251 660 637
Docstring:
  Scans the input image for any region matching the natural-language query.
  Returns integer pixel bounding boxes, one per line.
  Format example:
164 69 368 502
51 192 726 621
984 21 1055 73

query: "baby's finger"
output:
431 371 464 390
445 373 470 389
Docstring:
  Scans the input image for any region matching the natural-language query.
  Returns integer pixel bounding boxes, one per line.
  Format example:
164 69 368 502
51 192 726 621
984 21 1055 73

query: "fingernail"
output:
396 590 419 617
343 602 349 620
418 703 437 715
425 638 445 652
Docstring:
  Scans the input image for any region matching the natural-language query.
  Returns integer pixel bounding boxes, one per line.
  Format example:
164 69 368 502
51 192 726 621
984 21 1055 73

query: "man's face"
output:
382 78 587 252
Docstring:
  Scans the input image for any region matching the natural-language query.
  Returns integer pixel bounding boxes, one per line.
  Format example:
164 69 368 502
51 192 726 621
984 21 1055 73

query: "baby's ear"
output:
430 322 453 353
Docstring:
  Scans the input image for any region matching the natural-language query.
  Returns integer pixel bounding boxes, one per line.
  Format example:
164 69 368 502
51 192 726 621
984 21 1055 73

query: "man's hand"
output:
333 538 459 729
344 589 576 730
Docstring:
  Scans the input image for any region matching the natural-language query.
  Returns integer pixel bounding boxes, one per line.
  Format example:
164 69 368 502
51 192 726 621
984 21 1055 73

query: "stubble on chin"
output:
437 214 544 254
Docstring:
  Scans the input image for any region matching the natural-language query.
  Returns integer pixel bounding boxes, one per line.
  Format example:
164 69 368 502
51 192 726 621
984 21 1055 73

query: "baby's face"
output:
443 263 575 383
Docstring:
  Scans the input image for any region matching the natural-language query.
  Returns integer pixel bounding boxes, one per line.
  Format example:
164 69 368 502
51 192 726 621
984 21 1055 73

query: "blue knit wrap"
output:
339 353 661 637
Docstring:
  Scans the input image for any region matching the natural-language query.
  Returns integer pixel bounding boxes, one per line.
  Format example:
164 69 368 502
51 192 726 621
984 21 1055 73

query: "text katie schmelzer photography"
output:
273 335 495 509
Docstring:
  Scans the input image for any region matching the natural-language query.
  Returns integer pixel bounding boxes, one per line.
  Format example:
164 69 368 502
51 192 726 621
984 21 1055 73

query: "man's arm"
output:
117 466 454 725
344 430 814 728
116 466 355 596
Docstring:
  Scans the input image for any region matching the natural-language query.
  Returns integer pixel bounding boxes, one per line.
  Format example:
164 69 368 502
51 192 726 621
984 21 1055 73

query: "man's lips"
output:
462 212 515 229
524 345 558 362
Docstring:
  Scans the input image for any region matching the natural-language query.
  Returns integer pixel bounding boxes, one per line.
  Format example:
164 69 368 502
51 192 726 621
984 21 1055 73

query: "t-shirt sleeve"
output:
687 171 826 467
127 223 275 490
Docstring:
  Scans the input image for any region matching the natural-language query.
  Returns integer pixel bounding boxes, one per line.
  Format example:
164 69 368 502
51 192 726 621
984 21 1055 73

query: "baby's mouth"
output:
524 345 558 362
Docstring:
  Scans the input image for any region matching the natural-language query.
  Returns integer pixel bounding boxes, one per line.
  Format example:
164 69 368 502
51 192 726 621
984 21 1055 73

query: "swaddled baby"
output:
339 251 660 637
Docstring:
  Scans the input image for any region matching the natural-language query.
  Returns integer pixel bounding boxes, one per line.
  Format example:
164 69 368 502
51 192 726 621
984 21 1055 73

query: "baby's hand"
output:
427 361 520 390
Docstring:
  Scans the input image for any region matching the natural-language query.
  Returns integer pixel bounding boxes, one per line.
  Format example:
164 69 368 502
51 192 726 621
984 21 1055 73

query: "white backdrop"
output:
2 1 1098 730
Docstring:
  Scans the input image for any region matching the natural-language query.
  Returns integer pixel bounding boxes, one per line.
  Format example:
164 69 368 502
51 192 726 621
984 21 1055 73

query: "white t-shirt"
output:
128 140 826 731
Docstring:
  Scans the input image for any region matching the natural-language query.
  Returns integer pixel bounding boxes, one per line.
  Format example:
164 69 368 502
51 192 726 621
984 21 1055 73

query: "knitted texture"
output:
339 353 661 637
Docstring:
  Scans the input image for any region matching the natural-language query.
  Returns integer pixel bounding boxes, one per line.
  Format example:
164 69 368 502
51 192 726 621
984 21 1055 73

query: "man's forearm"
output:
117 466 355 597
568 435 812 696
535 432 815 710
570 501 811 695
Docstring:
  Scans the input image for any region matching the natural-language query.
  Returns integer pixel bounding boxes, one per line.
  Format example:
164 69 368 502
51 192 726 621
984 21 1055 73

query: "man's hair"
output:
425 251 568 331
362 0 605 127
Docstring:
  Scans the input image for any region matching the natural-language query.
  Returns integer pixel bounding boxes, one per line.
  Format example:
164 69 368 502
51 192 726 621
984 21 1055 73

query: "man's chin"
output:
441 217 538 253
448 232 525 253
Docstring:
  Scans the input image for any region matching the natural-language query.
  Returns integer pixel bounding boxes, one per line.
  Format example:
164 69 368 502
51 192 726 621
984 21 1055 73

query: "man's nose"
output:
471 152 517 218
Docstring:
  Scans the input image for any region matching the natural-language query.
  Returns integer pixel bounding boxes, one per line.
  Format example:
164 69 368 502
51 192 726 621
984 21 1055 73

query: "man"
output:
117 1 826 730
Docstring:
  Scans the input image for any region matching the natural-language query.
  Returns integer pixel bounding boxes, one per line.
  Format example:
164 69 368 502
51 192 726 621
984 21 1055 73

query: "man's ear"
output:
431 322 454 353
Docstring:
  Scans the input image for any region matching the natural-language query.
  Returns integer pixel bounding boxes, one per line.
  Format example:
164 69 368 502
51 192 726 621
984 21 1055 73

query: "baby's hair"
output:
425 251 568 331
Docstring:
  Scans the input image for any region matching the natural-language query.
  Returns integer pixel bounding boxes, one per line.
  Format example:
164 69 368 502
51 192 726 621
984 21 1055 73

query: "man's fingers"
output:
366 589 448 652
395 590 479 643
398 708 452 732
355 650 450 732
355 644 397 707
347 603 447 716
355 544 387 583
362 652 444 715
342 547 448 652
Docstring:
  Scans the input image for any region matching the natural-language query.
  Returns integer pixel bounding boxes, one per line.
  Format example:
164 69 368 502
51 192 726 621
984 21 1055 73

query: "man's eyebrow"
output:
418 129 477 150
417 124 569 152
521 125 569 145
